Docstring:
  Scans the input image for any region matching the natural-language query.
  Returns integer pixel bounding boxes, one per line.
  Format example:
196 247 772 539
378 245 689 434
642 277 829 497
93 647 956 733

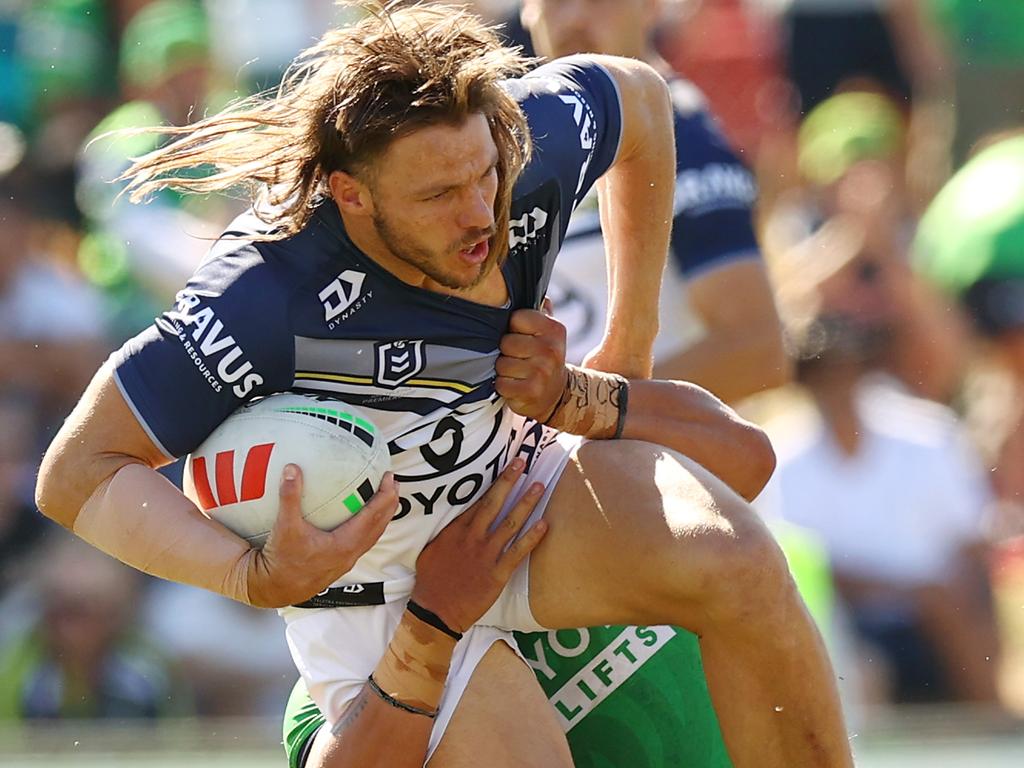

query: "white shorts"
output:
282 427 580 760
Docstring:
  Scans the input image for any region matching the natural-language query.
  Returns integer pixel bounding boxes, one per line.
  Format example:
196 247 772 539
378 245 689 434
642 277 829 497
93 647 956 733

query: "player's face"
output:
523 0 656 60
367 113 500 290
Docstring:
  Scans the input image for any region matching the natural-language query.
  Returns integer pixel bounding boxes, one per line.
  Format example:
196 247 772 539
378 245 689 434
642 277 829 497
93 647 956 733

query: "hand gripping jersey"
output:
112 57 622 606
547 78 760 365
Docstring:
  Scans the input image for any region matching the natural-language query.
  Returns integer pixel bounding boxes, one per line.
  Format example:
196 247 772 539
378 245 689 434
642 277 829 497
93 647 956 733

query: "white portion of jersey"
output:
278 389 534 598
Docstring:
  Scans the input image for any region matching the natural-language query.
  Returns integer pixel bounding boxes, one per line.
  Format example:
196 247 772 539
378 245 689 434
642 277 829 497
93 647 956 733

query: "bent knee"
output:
700 515 799 629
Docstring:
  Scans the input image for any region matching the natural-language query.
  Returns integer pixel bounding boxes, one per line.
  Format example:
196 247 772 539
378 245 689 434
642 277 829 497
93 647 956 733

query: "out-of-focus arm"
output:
654 260 792 402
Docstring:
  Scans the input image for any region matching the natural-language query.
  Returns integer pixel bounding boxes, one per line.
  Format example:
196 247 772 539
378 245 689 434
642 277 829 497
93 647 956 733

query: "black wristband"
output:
367 674 438 718
406 599 464 641
612 376 629 440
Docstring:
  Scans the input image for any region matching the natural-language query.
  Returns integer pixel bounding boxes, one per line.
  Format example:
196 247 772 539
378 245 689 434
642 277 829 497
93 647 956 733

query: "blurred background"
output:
1 0 1023 765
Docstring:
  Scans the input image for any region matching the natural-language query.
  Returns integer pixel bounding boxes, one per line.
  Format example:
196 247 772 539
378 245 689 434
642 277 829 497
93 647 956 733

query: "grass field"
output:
2 709 1023 767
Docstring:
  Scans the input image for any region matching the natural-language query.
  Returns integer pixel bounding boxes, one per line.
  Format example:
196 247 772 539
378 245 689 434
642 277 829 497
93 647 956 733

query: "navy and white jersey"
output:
111 57 622 595
548 79 760 364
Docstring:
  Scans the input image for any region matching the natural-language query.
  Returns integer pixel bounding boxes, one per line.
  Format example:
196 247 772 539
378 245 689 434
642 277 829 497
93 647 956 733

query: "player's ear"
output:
328 170 374 217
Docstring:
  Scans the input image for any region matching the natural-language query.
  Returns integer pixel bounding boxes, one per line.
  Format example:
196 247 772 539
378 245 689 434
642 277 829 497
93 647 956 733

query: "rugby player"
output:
282 1 790 766
36 5 850 767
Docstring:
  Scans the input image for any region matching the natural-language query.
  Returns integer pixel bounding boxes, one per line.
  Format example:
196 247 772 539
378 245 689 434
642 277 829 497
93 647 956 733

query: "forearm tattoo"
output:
544 365 629 439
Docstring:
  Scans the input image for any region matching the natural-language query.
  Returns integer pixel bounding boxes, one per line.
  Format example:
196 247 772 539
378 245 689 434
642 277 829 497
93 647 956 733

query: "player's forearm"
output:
592 57 675 377
35 366 256 604
622 380 776 501
309 612 456 768
70 463 254 602
545 370 775 499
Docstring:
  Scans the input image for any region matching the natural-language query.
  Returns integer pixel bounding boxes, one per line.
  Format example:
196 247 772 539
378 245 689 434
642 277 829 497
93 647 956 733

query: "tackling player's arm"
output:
34 367 399 608
654 260 791 403
302 460 547 768
580 55 675 380
497 308 775 501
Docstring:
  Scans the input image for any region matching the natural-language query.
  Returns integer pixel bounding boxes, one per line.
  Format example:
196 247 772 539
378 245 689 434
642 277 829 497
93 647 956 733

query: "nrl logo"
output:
374 340 426 388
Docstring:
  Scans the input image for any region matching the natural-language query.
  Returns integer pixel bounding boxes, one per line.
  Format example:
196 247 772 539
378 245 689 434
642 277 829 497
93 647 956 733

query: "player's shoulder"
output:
667 78 708 119
505 55 618 106
504 56 620 141
195 205 342 298
189 213 284 296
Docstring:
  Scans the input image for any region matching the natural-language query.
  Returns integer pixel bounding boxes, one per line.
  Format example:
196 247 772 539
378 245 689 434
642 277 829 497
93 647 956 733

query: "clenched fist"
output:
495 306 568 422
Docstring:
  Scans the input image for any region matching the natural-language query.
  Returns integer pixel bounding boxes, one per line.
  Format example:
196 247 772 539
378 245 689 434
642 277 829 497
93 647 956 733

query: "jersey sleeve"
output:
520 56 624 210
669 82 761 278
110 244 295 459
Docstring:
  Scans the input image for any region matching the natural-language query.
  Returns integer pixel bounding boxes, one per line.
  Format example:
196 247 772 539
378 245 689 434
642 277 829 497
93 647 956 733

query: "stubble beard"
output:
372 208 496 290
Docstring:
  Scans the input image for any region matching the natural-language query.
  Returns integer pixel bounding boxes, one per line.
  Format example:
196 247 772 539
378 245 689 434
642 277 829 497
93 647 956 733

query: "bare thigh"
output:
528 439 771 632
428 640 573 768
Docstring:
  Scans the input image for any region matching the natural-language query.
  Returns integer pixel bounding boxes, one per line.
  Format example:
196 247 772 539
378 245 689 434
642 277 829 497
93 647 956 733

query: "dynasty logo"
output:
319 270 371 329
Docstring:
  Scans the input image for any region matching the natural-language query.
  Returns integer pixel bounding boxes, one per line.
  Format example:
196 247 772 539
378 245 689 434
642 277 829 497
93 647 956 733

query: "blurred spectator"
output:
773 0 904 111
0 1 117 136
929 0 1024 164
765 214 1001 705
0 533 189 719
202 0 350 93
762 89 972 402
140 583 297 717
761 89 909 249
915 133 1024 540
659 0 795 168
0 127 107 589
76 0 230 339
0 1 119 253
767 0 954 206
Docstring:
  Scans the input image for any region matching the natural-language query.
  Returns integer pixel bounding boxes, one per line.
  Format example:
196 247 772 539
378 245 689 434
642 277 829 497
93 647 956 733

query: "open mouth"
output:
458 239 490 265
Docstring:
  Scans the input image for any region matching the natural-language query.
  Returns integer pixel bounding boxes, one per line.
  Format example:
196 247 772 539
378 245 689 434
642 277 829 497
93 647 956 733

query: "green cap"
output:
120 0 209 89
798 91 905 186
915 136 1024 292
914 136 1024 334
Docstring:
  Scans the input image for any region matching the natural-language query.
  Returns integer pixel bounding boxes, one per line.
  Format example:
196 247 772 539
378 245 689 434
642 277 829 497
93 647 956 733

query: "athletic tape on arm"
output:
370 611 457 713
544 365 629 440
73 462 253 603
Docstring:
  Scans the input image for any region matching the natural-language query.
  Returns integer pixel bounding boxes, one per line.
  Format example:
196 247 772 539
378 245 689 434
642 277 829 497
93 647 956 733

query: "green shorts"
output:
282 626 731 768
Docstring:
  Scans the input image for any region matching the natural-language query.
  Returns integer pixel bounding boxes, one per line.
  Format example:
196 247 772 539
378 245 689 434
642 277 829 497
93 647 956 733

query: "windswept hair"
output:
118 2 532 260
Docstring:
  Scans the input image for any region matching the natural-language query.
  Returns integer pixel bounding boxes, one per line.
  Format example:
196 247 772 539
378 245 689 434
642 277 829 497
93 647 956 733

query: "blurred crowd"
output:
1 0 1023 729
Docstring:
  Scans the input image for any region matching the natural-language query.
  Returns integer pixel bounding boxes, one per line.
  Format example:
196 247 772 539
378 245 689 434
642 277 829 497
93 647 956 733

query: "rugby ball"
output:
183 393 390 547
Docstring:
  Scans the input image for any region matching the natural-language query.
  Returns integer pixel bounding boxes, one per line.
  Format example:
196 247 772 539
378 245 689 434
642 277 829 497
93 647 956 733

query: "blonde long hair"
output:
118 2 532 261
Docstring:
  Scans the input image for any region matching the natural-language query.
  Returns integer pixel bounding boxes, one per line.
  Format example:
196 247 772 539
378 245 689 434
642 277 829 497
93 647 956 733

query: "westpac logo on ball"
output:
190 443 275 510
183 393 390 547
